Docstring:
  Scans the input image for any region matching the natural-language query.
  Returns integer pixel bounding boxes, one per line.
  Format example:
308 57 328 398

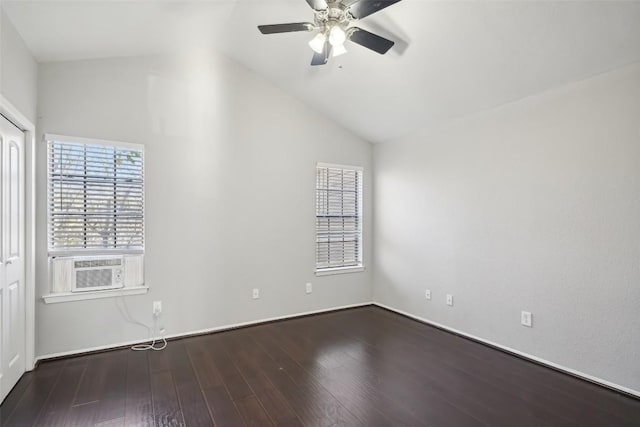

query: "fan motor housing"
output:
314 1 351 27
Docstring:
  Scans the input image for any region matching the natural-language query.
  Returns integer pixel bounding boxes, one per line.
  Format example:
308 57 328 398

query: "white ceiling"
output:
4 0 640 143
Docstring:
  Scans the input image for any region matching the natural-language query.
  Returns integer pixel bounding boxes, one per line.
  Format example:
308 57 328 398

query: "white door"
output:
0 114 26 403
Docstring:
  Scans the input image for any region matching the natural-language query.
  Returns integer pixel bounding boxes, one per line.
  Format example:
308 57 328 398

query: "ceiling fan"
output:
258 0 403 66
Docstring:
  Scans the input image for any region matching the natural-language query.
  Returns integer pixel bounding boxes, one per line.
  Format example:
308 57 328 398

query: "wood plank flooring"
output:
1 306 639 426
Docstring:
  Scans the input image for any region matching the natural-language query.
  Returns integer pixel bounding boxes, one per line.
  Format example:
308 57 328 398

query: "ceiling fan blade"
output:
305 0 328 11
258 23 314 34
349 27 395 54
311 42 332 66
348 0 402 20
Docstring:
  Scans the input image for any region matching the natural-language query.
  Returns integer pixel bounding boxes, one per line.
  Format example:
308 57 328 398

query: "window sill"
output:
315 266 365 276
43 285 149 304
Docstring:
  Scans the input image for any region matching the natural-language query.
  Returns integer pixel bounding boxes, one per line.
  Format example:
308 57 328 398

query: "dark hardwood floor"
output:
1 306 639 426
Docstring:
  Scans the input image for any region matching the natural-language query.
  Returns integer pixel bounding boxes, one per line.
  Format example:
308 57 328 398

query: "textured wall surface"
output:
373 63 640 393
0 9 37 123
36 53 373 357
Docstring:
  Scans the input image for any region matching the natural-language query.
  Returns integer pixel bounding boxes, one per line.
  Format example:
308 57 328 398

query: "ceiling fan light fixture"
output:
309 32 327 53
332 44 347 57
328 25 347 47
258 0 403 66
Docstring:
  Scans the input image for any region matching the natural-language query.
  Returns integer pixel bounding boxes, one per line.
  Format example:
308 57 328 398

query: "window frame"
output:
45 134 145 257
315 162 364 275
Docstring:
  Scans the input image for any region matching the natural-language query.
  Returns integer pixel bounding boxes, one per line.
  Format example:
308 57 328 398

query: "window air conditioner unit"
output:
71 256 124 292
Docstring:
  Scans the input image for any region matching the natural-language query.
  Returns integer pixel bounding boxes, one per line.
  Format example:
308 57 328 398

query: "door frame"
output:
0 95 35 371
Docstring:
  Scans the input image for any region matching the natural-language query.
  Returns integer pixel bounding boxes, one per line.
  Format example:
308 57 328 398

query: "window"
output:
47 135 144 254
315 163 363 273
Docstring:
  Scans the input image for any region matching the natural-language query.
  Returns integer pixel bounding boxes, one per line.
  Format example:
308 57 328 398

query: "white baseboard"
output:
373 302 640 399
35 302 373 363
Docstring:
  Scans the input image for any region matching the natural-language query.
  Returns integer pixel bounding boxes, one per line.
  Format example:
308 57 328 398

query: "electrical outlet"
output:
306 283 313 294
153 301 162 316
446 294 453 306
521 311 533 327
425 290 431 300
252 288 260 299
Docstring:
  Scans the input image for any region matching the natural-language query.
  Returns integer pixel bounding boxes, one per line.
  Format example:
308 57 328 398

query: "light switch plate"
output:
521 311 533 327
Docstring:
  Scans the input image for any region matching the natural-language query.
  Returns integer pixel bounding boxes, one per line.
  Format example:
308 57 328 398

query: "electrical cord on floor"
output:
116 297 167 351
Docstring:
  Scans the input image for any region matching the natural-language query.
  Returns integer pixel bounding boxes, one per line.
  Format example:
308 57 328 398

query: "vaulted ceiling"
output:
4 0 640 143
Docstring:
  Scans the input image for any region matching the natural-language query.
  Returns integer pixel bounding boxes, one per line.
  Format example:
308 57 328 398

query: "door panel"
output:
0 133 3 400
8 143 19 258
0 287 3 392
0 135 3 264
0 114 25 404
7 281 21 369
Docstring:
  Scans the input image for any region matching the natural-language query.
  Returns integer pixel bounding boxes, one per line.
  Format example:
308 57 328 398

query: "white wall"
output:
36 52 373 357
0 8 37 123
373 63 640 393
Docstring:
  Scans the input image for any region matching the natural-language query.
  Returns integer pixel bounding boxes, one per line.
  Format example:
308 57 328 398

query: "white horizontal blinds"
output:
316 165 363 269
48 140 144 251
